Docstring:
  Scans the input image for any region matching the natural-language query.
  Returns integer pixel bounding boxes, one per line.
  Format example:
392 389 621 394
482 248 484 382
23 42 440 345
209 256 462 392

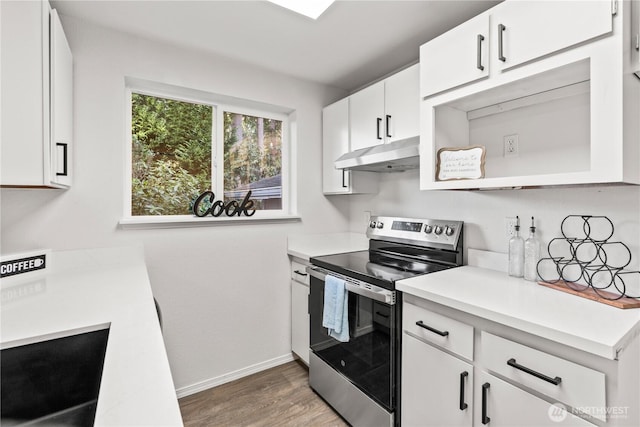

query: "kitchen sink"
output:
1 326 110 426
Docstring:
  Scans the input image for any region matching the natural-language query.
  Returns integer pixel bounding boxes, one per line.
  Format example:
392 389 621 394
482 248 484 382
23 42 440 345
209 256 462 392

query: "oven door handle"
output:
306 266 396 305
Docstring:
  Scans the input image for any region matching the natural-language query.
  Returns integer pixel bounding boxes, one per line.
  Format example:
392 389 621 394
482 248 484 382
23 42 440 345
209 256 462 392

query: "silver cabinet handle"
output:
477 34 485 71
498 24 506 62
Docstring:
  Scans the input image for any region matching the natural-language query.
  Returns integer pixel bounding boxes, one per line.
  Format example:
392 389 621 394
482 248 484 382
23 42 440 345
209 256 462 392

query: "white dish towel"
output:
322 275 350 342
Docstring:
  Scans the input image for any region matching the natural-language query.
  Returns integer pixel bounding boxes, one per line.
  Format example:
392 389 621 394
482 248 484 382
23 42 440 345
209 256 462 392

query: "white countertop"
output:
287 232 368 260
0 246 183 426
397 266 640 360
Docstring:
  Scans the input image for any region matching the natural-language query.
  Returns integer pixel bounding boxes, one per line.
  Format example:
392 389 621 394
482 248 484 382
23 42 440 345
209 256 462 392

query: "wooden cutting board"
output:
538 280 640 309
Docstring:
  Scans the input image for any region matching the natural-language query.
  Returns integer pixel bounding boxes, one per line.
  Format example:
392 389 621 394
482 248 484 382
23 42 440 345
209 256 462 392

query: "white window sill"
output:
119 214 301 230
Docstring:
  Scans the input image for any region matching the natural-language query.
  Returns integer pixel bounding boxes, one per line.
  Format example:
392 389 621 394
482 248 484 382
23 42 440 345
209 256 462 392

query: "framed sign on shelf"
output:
435 145 486 181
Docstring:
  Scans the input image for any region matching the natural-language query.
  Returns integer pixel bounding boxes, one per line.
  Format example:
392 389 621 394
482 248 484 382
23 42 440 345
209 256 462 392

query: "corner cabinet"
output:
322 98 379 195
419 0 640 190
1 0 73 188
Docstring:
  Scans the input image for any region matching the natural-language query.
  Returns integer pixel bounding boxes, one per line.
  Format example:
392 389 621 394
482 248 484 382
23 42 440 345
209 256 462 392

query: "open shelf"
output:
431 59 591 183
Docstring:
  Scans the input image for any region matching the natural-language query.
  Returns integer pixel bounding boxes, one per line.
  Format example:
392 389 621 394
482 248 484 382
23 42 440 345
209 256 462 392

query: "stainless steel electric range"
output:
307 216 464 427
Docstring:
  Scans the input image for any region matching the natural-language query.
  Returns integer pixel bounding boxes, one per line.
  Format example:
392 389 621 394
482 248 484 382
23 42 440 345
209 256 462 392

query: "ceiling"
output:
51 0 500 93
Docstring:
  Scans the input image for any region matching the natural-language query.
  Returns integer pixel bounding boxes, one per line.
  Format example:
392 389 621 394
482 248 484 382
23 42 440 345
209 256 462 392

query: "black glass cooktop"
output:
311 250 453 290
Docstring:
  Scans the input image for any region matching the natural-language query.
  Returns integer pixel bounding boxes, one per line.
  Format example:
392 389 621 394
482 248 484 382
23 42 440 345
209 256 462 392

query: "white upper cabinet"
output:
421 14 490 98
322 98 378 195
349 64 419 151
633 0 640 77
384 64 420 144
419 0 638 190
50 9 73 187
1 1 73 188
493 0 613 72
349 81 385 151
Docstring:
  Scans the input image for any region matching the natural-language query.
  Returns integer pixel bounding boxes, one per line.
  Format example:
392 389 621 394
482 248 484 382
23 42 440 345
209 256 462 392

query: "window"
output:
125 80 292 223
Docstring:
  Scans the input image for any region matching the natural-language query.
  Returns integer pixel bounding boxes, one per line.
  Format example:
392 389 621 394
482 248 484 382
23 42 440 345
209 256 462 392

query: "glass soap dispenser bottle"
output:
508 216 524 277
524 216 540 282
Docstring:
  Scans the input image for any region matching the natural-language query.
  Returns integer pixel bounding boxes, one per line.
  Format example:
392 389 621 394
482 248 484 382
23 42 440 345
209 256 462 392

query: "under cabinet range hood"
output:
334 136 419 172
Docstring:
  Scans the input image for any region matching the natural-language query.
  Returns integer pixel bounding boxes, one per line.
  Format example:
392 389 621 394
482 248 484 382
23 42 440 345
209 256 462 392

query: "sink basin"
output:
1 326 110 426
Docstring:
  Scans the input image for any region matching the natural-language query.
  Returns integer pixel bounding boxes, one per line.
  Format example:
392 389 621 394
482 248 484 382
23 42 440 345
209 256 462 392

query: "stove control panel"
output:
366 216 463 250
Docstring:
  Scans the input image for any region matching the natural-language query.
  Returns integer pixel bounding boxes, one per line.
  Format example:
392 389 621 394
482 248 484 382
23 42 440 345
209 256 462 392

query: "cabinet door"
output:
0 0 49 186
291 280 309 365
402 334 473 427
384 64 419 143
322 99 351 194
50 8 73 187
349 81 385 151
493 0 612 72
633 0 640 77
420 14 489 98
476 371 595 427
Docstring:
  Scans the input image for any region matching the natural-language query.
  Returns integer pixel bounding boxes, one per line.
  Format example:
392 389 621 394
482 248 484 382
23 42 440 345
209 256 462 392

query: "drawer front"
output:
476 371 596 427
480 332 606 421
403 301 474 361
290 260 310 285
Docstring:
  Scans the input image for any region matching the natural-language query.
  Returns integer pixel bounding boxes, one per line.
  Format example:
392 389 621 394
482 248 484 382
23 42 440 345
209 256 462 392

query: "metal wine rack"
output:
537 215 639 300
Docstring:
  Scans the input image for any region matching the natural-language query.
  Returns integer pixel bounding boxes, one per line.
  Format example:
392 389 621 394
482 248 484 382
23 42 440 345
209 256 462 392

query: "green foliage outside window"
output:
223 112 282 209
131 93 284 216
131 93 212 215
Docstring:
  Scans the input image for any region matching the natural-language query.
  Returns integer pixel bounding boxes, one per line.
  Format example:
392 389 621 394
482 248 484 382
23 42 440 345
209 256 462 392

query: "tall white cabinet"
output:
1 0 73 188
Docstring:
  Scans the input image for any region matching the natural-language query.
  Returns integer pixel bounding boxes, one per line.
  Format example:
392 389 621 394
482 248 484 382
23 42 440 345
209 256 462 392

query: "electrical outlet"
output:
504 134 519 158
505 217 518 237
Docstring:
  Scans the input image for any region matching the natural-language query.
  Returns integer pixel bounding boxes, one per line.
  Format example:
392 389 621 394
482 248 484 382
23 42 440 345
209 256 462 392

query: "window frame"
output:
121 78 299 229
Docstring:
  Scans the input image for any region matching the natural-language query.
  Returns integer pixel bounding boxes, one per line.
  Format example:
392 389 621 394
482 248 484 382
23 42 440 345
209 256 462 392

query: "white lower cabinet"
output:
402 333 473 427
290 259 309 364
401 298 602 427
476 371 594 427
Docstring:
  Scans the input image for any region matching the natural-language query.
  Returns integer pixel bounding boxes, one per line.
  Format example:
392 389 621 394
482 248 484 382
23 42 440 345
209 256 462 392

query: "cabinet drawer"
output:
477 370 596 427
403 302 473 360
480 332 606 421
290 260 310 285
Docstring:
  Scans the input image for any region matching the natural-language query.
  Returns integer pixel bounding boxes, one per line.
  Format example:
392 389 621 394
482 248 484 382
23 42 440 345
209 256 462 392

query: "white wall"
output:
0 16 350 392
348 170 640 283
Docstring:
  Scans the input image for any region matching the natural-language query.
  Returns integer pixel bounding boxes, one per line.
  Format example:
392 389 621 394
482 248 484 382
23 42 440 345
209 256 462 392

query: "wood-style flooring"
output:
179 360 349 427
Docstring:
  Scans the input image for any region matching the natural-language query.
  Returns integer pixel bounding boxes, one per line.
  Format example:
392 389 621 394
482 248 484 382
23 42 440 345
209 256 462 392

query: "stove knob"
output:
424 225 433 234
434 225 443 235
369 221 377 229
376 222 384 229
445 226 455 236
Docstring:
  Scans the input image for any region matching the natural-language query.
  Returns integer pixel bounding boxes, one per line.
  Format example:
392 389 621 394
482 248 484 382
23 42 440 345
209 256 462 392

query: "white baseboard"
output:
175 353 296 399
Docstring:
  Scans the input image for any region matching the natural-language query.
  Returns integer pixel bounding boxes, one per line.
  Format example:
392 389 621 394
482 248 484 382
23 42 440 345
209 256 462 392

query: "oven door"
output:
307 266 398 412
